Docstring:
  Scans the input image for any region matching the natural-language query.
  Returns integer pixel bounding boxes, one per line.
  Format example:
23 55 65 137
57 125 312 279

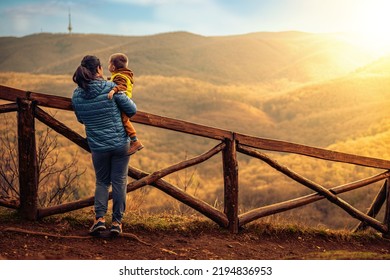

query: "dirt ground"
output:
1 218 390 260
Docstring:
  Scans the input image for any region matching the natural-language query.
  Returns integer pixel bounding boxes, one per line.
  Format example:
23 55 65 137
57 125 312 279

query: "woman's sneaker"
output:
110 221 122 236
89 217 106 234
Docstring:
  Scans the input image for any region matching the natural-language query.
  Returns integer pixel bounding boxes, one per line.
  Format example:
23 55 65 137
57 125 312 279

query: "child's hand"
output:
107 89 115 99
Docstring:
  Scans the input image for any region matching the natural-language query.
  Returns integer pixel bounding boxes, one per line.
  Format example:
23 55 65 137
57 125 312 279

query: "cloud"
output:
9 14 31 34
0 2 71 35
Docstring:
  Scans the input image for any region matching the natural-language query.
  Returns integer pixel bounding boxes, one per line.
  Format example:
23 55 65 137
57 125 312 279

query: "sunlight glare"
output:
351 0 390 54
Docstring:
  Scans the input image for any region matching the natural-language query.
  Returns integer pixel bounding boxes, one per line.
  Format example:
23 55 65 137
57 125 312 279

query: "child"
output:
107 53 144 155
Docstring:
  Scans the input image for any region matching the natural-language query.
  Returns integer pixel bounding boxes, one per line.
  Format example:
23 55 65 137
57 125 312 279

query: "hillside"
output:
0 31 377 84
262 58 390 147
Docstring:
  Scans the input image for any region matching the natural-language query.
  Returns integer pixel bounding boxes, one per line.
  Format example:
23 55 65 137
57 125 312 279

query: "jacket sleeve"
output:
112 75 128 93
114 93 137 118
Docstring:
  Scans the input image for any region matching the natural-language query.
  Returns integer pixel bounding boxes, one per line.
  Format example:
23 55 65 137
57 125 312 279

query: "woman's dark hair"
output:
72 55 101 90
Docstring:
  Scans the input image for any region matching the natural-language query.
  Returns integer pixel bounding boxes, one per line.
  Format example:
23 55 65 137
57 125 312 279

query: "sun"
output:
350 0 390 54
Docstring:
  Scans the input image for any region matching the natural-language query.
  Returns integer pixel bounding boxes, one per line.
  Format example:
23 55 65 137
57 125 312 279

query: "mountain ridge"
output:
0 31 377 85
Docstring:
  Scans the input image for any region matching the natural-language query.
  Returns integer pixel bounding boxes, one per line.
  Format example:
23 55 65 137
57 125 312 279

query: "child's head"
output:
108 53 128 72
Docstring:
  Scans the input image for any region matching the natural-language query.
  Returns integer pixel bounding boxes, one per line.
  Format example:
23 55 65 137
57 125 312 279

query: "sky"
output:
1 0 390 43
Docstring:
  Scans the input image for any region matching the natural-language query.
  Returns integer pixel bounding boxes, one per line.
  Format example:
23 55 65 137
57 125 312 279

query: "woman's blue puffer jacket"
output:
72 79 137 152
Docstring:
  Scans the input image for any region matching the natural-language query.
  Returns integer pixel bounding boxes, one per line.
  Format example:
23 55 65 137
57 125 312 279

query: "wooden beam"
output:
353 180 387 232
0 86 29 102
124 143 226 192
35 107 90 152
37 196 95 218
0 198 19 209
132 111 232 141
127 166 229 228
236 134 390 170
0 103 18 114
0 85 73 111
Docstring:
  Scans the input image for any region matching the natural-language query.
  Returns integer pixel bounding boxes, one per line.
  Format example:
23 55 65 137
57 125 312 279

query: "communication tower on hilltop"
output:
68 8 72 34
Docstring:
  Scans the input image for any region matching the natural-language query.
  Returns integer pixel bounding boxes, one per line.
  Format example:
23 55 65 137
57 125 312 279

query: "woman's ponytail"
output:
72 55 101 90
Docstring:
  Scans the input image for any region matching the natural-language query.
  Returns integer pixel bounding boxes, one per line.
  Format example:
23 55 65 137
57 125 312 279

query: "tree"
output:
0 114 85 207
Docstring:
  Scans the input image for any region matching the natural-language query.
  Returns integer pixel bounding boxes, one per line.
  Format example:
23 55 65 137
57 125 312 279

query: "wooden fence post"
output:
222 136 239 233
383 179 390 239
17 97 38 220
354 180 387 232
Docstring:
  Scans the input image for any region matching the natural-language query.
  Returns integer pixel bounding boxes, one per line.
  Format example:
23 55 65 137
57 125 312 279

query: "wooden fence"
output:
0 85 389 237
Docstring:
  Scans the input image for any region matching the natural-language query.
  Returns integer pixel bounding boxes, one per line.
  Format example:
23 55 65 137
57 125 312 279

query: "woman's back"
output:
72 79 136 152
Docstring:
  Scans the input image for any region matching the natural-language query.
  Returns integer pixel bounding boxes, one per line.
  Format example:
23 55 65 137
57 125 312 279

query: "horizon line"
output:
1 29 352 39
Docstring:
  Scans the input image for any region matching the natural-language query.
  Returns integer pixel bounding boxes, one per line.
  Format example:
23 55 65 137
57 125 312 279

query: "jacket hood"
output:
79 79 113 100
115 68 133 77
111 68 134 82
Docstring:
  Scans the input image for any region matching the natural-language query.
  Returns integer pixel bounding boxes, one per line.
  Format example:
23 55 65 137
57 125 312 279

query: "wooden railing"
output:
0 85 389 237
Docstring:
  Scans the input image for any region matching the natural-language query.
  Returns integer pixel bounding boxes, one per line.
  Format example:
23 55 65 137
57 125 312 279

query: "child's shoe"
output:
128 140 144 155
89 217 106 234
110 221 122 236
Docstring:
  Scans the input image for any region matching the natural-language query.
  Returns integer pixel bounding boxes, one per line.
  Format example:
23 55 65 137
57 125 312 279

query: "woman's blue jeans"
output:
91 143 130 224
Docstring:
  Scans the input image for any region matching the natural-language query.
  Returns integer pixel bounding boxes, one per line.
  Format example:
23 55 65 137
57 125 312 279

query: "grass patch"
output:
0 207 21 222
123 212 222 233
242 219 384 242
0 206 387 244
306 250 390 260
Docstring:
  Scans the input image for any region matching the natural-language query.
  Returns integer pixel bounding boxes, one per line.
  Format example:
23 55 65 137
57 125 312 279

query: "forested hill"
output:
0 31 376 85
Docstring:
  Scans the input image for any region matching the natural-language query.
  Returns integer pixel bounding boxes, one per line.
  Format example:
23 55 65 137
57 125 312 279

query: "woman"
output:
72 55 137 235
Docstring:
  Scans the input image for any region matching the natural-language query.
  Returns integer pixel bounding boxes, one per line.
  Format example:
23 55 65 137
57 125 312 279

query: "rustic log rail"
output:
0 84 390 237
